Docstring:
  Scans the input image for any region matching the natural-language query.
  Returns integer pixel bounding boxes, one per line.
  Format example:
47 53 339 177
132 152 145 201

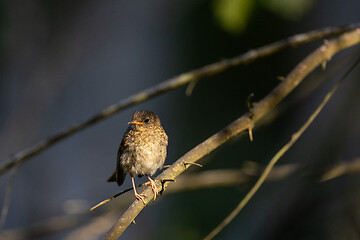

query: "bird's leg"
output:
144 175 158 200
131 176 146 204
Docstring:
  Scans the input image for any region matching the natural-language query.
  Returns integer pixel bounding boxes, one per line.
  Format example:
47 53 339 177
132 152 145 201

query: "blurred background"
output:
0 0 360 239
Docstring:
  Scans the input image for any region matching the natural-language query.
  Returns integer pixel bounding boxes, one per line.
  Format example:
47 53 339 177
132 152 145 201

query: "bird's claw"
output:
135 193 146 205
144 178 158 200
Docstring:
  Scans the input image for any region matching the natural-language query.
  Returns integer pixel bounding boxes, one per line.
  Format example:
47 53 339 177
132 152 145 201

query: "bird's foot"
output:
144 178 158 200
134 193 146 205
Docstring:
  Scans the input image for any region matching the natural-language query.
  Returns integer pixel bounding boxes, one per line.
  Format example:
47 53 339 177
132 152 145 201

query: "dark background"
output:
0 0 360 239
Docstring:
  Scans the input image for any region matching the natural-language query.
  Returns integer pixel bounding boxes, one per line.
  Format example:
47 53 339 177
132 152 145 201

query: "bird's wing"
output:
115 140 126 186
107 130 129 186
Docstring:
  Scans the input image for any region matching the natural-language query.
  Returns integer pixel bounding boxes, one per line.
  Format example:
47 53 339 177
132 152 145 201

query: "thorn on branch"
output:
248 126 254 142
246 94 255 142
321 60 328 70
277 76 285 81
183 162 203 168
160 179 175 195
160 165 171 169
185 80 198 96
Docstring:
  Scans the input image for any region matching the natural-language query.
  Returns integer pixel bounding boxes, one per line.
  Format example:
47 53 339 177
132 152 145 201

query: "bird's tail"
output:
107 168 126 186
107 171 116 182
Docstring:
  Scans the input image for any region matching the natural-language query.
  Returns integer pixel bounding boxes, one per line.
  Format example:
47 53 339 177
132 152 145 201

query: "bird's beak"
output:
128 121 144 125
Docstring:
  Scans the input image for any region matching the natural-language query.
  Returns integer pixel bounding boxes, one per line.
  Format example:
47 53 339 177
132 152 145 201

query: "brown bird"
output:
107 110 168 204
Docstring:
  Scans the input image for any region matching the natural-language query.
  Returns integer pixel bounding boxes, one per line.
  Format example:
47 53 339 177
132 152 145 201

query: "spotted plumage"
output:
107 110 168 203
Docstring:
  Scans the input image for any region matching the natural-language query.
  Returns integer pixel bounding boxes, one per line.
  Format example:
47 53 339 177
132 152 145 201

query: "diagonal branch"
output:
4 156 360 240
203 52 360 240
102 28 360 240
1 24 359 177
3 153 360 240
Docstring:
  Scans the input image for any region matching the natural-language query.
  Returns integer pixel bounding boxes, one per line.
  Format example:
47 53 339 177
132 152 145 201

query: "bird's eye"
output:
144 118 150 123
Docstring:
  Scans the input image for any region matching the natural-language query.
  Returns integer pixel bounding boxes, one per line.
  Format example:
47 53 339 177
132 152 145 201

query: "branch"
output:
4 156 360 240
0 165 20 233
103 28 360 240
168 156 360 194
321 157 360 181
1 24 359 177
203 51 360 240
165 164 297 193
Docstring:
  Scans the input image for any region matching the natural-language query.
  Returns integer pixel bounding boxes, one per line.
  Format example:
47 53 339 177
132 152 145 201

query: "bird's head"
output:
128 110 161 129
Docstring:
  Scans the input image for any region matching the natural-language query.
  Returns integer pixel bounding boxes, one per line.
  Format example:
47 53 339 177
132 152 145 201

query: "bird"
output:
107 110 168 204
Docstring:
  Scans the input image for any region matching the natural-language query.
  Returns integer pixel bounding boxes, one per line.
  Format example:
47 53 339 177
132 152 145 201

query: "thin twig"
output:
0 164 20 233
4 156 360 240
321 157 360 181
203 47 360 240
64 211 119 240
90 182 152 211
90 190 133 212
1 24 359 178
183 162 203 168
185 80 198 96
102 28 360 240
246 93 255 141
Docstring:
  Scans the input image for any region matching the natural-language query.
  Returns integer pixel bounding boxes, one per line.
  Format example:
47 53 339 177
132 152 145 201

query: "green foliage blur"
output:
213 0 317 33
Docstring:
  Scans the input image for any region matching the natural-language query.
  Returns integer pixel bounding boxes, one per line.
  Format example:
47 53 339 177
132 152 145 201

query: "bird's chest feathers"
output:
121 130 166 175
133 142 162 163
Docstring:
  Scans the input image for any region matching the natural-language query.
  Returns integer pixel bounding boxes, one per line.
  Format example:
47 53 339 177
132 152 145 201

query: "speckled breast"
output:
120 128 167 176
